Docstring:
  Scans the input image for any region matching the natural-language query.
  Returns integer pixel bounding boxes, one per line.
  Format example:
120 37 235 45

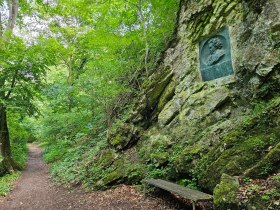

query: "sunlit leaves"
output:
0 34 59 114
23 0 179 146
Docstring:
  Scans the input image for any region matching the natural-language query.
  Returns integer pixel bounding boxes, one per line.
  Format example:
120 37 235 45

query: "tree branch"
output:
5 69 18 100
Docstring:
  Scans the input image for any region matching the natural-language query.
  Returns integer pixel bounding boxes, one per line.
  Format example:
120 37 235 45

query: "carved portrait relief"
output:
199 28 234 81
206 37 225 66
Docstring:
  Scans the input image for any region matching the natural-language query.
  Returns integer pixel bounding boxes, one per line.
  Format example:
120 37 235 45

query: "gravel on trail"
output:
0 144 192 210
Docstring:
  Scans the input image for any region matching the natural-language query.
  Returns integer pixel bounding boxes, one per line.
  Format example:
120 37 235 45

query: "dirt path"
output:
0 144 186 210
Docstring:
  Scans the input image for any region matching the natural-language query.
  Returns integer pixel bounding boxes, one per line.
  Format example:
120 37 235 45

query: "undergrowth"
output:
11 139 28 169
43 131 108 189
0 133 29 197
0 172 21 196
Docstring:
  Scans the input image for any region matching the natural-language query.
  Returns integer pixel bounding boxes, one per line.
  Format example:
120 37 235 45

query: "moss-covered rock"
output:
196 97 280 191
145 70 174 109
125 163 146 184
109 123 141 150
97 149 117 168
138 133 173 167
157 79 176 112
101 158 126 186
175 144 204 174
213 173 239 210
245 142 280 178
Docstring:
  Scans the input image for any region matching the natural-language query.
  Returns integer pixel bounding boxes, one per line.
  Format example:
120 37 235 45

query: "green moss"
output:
102 171 122 185
196 97 280 191
0 160 6 176
157 79 176 112
110 134 125 148
150 152 169 167
126 163 145 184
99 158 126 187
145 71 173 108
138 133 172 167
175 144 204 174
213 174 239 210
98 150 116 168
245 142 280 178
109 123 140 150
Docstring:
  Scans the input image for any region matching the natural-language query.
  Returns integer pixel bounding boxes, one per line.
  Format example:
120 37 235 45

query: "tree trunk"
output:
137 0 150 77
7 0 19 32
0 0 21 176
0 105 20 175
0 11 3 37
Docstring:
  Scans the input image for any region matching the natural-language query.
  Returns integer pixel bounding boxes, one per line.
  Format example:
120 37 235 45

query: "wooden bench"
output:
143 179 212 210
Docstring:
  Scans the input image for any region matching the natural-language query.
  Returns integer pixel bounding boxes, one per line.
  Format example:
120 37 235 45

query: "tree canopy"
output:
0 0 179 175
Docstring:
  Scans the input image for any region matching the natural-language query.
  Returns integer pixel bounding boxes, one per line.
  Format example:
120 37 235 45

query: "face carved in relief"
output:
206 37 225 66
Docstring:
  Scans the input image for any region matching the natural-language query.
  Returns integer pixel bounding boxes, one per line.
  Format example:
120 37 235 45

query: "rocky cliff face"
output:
95 0 280 208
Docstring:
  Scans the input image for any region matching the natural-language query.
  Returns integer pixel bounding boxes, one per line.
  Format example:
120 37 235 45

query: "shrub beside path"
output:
0 144 178 210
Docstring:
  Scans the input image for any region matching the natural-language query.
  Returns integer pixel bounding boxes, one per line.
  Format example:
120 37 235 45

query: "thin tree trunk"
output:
0 106 12 158
0 0 20 174
0 11 3 37
7 0 19 32
0 105 20 175
67 66 74 112
137 0 150 77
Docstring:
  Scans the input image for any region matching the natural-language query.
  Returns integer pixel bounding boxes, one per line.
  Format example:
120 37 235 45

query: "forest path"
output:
0 144 178 210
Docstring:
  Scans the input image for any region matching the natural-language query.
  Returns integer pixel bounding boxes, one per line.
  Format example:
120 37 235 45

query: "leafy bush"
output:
0 172 20 196
43 140 72 163
48 135 108 188
11 140 28 169
8 112 29 169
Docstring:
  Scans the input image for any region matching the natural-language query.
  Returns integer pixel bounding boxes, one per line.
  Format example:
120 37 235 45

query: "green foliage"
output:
260 187 280 202
2 0 180 191
1 0 179 190
272 174 280 183
43 140 71 163
239 174 280 209
242 177 251 185
8 113 29 168
0 2 59 173
177 178 198 190
21 0 180 190
0 172 20 196
146 164 171 179
0 35 58 113
10 141 28 169
45 133 109 188
247 184 261 195
126 163 145 184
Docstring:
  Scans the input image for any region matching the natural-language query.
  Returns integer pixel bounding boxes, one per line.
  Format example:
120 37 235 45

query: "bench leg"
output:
144 183 147 199
192 201 196 210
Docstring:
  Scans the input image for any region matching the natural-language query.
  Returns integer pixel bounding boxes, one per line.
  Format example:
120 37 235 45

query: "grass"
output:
0 172 21 196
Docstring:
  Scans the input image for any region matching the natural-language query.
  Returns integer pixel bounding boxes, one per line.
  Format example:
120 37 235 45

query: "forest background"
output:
0 0 179 193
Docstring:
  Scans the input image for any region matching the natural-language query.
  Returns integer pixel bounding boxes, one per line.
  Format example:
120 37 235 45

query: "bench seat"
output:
143 179 212 209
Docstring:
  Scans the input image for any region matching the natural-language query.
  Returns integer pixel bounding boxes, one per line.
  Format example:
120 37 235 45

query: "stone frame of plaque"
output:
199 27 234 81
